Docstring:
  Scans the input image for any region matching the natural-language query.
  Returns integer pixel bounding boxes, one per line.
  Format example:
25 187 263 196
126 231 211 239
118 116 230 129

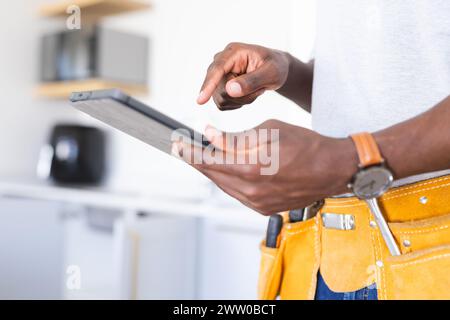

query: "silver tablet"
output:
70 89 209 154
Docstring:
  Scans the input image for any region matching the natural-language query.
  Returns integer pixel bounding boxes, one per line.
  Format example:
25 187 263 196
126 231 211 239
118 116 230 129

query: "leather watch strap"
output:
350 132 384 168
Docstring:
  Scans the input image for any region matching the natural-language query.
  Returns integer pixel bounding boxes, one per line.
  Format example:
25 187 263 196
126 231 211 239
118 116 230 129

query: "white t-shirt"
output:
311 0 450 185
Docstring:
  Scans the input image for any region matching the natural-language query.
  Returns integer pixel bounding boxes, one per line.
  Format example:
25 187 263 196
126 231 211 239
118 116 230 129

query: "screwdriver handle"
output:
266 214 283 248
289 208 305 223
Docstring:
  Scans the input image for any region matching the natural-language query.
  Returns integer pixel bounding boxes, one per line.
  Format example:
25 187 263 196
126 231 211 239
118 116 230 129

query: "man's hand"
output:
173 120 357 215
197 43 290 110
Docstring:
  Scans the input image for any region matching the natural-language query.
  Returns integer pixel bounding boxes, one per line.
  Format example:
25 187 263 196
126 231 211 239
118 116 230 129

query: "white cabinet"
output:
116 213 199 300
0 198 64 299
198 217 266 300
0 183 268 300
117 211 267 300
63 207 121 300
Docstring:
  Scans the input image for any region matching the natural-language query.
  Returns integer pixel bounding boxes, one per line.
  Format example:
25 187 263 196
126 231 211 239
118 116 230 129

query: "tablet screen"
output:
71 93 207 155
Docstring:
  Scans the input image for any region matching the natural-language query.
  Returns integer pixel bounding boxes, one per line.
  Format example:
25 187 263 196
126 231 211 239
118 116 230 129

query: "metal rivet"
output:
403 240 411 247
420 196 428 204
370 221 377 228
376 260 384 268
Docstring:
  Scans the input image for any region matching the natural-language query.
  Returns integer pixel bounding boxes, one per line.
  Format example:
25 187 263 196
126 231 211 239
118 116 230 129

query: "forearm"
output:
326 95 450 196
276 54 314 112
374 95 450 180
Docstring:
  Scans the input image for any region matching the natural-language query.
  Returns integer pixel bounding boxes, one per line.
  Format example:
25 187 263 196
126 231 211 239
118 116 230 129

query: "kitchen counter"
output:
0 179 266 226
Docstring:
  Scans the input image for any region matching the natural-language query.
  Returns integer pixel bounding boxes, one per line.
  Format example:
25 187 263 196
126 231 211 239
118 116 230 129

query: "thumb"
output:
204 125 263 153
225 63 273 98
204 125 226 150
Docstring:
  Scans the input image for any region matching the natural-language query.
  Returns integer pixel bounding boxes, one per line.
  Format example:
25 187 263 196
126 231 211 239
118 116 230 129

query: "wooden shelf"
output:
39 0 151 18
35 79 148 99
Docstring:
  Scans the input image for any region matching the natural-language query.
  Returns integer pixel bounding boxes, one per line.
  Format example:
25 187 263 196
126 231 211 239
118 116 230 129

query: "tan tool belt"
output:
258 174 450 300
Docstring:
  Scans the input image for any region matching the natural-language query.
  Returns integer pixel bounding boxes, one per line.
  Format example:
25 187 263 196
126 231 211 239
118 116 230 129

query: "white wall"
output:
0 0 85 179
0 0 316 201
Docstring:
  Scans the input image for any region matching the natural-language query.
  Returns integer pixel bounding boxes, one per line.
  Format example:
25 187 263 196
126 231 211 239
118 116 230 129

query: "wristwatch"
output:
348 132 401 256
348 132 394 200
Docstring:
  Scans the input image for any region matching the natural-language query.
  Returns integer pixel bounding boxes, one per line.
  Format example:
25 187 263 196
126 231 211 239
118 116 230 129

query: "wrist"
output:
276 53 314 111
319 137 359 196
373 129 407 180
276 51 294 90
276 50 295 89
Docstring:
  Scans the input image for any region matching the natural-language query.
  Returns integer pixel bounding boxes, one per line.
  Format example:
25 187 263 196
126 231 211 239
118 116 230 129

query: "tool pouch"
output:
258 215 321 300
258 175 450 300
257 208 450 300
383 213 450 299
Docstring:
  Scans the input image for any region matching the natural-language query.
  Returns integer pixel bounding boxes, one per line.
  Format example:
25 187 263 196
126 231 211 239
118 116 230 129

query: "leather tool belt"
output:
258 174 450 300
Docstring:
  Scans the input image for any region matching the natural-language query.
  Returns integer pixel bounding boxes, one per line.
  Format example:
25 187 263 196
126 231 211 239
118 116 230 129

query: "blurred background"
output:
0 0 314 299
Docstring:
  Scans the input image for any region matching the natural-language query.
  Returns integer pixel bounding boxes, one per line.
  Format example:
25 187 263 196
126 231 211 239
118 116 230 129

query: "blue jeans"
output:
315 272 378 300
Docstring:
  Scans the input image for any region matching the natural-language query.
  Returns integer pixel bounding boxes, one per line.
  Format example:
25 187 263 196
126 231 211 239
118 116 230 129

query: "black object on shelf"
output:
39 124 106 185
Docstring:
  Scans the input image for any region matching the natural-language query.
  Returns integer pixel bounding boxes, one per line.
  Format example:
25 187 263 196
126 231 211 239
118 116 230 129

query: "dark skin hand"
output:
173 120 355 215
197 43 314 112
173 42 450 215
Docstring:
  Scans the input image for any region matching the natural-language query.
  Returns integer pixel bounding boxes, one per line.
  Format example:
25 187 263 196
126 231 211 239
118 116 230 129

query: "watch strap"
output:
350 132 384 168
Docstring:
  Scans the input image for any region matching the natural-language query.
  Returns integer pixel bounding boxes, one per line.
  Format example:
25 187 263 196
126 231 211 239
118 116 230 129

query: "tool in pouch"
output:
348 132 401 256
289 200 325 223
265 214 283 248
266 201 324 248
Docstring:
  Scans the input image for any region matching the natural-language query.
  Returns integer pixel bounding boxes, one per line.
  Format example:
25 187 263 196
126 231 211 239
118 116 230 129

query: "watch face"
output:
352 166 393 199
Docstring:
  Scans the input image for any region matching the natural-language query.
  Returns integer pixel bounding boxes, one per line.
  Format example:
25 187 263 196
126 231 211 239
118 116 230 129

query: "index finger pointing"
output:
197 63 227 105
197 57 236 105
